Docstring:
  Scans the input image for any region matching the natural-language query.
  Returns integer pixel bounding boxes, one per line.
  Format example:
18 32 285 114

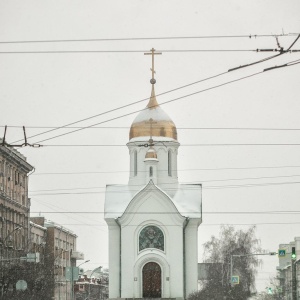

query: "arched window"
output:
168 150 172 176
149 166 153 177
139 225 164 251
134 150 137 176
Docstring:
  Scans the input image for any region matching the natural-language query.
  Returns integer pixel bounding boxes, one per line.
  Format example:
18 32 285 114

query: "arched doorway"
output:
142 262 161 298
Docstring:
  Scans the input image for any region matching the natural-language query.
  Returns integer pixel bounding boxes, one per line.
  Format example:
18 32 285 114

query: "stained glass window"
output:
139 225 164 251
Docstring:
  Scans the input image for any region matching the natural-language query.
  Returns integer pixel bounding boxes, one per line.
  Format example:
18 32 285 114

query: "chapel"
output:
104 49 202 299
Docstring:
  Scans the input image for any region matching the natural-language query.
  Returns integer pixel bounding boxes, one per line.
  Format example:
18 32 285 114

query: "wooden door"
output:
142 262 161 298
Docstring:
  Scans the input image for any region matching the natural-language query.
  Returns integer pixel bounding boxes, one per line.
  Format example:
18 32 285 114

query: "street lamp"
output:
73 260 90 300
5 226 22 248
230 252 277 286
78 260 90 268
87 266 102 300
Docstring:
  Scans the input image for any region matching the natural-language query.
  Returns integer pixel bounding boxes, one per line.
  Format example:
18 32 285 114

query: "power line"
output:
40 143 300 147
1 49 299 55
10 40 299 145
28 181 300 196
27 174 300 192
229 34 300 71
3 125 300 131
25 56 300 145
32 70 266 144
0 33 297 44
11 70 228 144
28 210 300 214
37 222 300 226
11 39 299 145
31 165 300 175
0 49 260 54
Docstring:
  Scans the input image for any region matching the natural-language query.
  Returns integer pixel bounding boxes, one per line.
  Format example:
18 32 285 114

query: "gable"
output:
118 181 185 225
104 181 202 220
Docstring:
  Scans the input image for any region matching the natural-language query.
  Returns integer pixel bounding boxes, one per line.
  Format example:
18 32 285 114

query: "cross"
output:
144 48 162 84
145 118 157 145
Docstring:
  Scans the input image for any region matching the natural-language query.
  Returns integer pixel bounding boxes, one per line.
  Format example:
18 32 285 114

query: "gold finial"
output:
146 85 159 109
144 48 162 84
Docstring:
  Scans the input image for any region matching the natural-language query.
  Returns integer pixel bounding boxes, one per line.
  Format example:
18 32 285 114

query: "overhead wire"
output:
10 70 228 144
0 49 260 54
39 143 300 147
36 199 107 233
229 34 300 71
36 222 300 227
10 34 300 145
31 70 266 144
31 165 300 175
29 210 300 214
27 174 300 193
0 33 297 44
18 59 300 145
28 180 300 196
3 125 300 131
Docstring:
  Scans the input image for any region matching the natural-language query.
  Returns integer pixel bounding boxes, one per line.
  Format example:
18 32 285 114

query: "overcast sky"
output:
1 0 300 292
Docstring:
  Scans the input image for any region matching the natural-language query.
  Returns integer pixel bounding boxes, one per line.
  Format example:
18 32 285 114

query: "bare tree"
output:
189 225 262 300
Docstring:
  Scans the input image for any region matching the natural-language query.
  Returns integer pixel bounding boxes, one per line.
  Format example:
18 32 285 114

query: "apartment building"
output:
0 140 33 258
31 217 84 300
277 237 300 300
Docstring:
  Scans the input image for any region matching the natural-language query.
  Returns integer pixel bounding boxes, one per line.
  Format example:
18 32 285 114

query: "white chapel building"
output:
105 54 202 299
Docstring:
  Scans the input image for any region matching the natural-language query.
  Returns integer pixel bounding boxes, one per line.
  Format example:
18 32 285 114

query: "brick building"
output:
31 217 84 300
0 140 34 297
0 140 34 257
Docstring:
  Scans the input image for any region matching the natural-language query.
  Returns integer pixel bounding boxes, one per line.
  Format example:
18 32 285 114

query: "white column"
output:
107 220 121 298
185 220 200 295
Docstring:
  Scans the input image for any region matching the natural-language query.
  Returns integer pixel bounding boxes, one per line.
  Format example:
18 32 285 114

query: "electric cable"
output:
39 143 300 147
28 210 300 214
0 33 297 44
28 180 300 196
22 54 300 145
3 125 300 131
32 70 265 144
41 222 300 227
10 35 300 145
10 70 228 144
0 49 260 54
31 165 300 176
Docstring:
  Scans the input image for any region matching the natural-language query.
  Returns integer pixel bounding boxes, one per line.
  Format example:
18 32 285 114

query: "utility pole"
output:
291 246 297 300
230 252 277 285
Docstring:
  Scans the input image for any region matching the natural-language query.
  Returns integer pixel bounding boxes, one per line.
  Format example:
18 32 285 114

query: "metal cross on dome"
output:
145 118 157 147
144 48 162 84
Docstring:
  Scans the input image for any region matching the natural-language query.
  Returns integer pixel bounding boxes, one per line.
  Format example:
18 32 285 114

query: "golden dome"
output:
129 85 177 140
145 145 158 159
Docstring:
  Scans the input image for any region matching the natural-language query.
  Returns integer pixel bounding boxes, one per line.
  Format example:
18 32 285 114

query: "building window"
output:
134 150 137 176
168 150 172 176
139 225 164 251
149 167 153 177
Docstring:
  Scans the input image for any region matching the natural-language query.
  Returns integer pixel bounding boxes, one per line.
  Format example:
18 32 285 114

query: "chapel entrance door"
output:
142 262 162 298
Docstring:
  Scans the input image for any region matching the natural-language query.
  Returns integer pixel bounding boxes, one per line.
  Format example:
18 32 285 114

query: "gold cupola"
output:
129 85 177 140
130 48 177 141
145 139 158 159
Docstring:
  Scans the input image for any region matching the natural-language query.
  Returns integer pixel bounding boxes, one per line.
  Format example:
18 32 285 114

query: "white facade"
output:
277 237 300 299
105 84 202 299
